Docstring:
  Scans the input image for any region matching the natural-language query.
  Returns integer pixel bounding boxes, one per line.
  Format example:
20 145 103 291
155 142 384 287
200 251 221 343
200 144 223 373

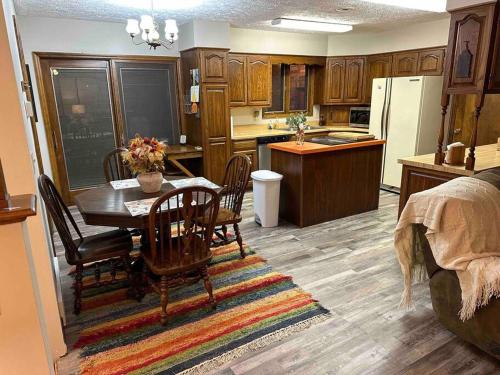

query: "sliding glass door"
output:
113 60 180 145
37 56 181 203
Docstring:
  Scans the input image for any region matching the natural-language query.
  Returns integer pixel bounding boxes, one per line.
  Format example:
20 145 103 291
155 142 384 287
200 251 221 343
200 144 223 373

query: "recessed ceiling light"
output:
361 0 446 13
108 0 203 10
271 18 353 33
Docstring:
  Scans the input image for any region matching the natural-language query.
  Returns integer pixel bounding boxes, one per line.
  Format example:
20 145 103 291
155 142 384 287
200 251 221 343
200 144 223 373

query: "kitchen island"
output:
269 140 385 227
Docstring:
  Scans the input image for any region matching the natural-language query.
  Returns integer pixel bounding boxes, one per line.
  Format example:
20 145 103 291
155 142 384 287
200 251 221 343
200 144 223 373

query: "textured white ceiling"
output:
13 0 448 33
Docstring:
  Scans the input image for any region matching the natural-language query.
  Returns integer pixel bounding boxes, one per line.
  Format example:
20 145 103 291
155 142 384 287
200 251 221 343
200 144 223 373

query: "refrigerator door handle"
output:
384 78 393 139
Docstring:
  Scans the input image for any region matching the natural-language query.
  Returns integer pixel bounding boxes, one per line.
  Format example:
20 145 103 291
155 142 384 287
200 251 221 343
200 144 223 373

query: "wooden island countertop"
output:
267 140 385 155
269 139 385 227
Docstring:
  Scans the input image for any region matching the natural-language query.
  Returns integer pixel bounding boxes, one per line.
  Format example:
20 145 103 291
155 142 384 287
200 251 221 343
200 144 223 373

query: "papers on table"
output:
122 177 219 216
169 177 220 190
110 178 167 190
124 195 196 217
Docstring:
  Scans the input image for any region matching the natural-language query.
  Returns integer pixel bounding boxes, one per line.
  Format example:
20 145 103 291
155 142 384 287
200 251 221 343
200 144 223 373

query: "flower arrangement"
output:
121 134 167 175
285 112 306 131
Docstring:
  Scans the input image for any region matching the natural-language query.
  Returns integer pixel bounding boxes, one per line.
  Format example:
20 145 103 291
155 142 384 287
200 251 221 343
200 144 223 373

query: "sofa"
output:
413 168 500 360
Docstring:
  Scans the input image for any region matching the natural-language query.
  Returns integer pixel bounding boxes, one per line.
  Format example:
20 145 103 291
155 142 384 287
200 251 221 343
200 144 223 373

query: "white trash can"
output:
251 170 283 227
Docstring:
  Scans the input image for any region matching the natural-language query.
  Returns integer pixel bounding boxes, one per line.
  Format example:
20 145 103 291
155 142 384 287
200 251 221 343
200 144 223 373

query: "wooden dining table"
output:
74 179 221 230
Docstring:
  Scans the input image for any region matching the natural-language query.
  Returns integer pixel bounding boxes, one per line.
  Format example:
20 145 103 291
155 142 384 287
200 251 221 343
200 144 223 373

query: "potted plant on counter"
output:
122 134 167 193
286 112 306 146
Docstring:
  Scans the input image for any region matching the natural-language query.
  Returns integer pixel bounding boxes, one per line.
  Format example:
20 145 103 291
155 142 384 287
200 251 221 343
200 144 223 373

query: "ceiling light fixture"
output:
361 0 446 13
125 0 179 50
271 18 353 33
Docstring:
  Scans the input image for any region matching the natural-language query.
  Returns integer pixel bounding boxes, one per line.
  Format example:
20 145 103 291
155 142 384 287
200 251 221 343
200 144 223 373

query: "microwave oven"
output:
349 107 370 129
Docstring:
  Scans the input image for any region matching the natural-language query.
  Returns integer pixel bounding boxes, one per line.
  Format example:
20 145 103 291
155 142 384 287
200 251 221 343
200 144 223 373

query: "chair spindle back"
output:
221 155 252 217
103 148 131 183
148 186 220 268
38 174 83 262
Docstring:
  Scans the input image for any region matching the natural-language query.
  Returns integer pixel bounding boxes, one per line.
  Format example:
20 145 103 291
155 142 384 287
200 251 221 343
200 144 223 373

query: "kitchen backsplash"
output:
231 105 320 127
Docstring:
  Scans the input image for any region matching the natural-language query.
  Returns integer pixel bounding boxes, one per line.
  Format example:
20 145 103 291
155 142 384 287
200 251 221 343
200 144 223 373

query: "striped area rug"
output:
61 241 330 375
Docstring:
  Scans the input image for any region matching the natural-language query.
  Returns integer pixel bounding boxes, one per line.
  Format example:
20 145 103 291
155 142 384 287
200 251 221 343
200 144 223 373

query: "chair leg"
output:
94 263 101 287
234 223 245 258
201 266 216 309
110 259 117 282
221 225 228 241
160 276 169 325
74 264 83 315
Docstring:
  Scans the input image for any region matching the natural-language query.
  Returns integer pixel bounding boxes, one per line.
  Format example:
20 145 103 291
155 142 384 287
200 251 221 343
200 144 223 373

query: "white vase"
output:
137 171 163 193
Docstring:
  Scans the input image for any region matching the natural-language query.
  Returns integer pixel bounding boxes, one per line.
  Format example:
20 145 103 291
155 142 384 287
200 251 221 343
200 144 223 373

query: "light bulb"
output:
149 29 160 41
126 19 140 35
140 15 154 31
141 31 149 41
165 19 178 34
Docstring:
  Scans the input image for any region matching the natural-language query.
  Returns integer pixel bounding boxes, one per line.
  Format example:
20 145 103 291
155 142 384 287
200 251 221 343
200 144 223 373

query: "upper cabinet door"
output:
392 51 418 77
246 55 272 106
445 4 496 94
200 50 228 83
366 54 392 101
343 57 365 103
324 57 345 103
417 48 445 76
228 54 247 106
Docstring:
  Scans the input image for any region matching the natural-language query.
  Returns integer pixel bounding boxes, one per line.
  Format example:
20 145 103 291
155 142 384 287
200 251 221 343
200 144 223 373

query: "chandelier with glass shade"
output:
125 1 179 50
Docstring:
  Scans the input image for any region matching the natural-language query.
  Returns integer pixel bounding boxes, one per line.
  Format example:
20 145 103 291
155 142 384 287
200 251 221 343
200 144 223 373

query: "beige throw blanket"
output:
394 176 500 320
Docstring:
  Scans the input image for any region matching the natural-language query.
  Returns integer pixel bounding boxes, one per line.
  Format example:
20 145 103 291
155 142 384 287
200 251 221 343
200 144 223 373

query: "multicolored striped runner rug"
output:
60 241 330 375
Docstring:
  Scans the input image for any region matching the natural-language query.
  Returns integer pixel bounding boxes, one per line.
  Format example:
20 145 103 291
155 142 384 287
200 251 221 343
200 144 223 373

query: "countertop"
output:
232 124 369 141
267 140 386 155
398 143 500 176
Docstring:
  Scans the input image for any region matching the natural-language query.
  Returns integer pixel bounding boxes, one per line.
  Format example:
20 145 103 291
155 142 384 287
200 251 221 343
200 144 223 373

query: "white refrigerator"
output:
369 76 443 189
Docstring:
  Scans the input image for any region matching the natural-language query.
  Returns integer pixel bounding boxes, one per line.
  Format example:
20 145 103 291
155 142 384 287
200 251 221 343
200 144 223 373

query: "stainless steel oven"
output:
349 107 370 129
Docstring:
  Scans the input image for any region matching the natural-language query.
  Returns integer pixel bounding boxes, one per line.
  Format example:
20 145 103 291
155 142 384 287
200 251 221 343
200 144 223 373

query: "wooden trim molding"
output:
0 194 37 225
0 159 9 209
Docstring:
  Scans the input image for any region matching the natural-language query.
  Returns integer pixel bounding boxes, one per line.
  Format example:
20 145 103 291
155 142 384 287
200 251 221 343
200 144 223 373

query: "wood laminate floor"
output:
55 191 499 374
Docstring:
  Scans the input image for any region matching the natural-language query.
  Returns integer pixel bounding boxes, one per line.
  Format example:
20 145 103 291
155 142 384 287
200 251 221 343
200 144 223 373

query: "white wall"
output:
230 28 328 56
327 17 451 56
179 20 230 50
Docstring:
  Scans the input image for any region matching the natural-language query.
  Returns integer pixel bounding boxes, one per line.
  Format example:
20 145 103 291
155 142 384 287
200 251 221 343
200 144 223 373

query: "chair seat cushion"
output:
72 229 133 264
196 207 241 226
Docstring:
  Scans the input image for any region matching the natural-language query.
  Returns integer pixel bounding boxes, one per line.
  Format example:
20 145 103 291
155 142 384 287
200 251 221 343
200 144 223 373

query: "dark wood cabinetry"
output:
200 49 228 83
228 54 271 107
228 54 247 106
321 57 365 104
344 57 365 103
231 139 258 187
202 84 231 184
366 54 392 102
417 48 445 76
392 51 419 77
324 57 345 103
444 4 496 95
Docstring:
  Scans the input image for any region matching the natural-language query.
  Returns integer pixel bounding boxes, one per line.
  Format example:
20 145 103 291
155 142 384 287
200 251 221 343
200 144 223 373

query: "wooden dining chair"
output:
142 186 220 325
38 174 135 314
103 147 131 183
213 154 252 258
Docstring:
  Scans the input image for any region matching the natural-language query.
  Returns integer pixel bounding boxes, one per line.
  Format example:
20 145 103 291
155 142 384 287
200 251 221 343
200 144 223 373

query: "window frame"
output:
262 63 314 119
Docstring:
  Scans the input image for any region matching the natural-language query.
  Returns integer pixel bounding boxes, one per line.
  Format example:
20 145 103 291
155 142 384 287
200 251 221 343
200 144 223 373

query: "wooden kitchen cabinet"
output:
417 48 445 76
344 57 365 103
392 51 418 77
232 139 258 186
366 54 392 102
324 57 345 103
228 54 271 106
200 49 228 83
443 3 496 95
247 55 272 106
228 54 247 106
202 84 231 184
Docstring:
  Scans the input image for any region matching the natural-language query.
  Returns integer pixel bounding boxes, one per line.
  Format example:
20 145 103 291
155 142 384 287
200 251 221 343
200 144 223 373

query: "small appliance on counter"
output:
349 107 371 129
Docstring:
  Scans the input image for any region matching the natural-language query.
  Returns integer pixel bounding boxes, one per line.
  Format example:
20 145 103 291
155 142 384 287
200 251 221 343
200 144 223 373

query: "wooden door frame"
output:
33 52 184 203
